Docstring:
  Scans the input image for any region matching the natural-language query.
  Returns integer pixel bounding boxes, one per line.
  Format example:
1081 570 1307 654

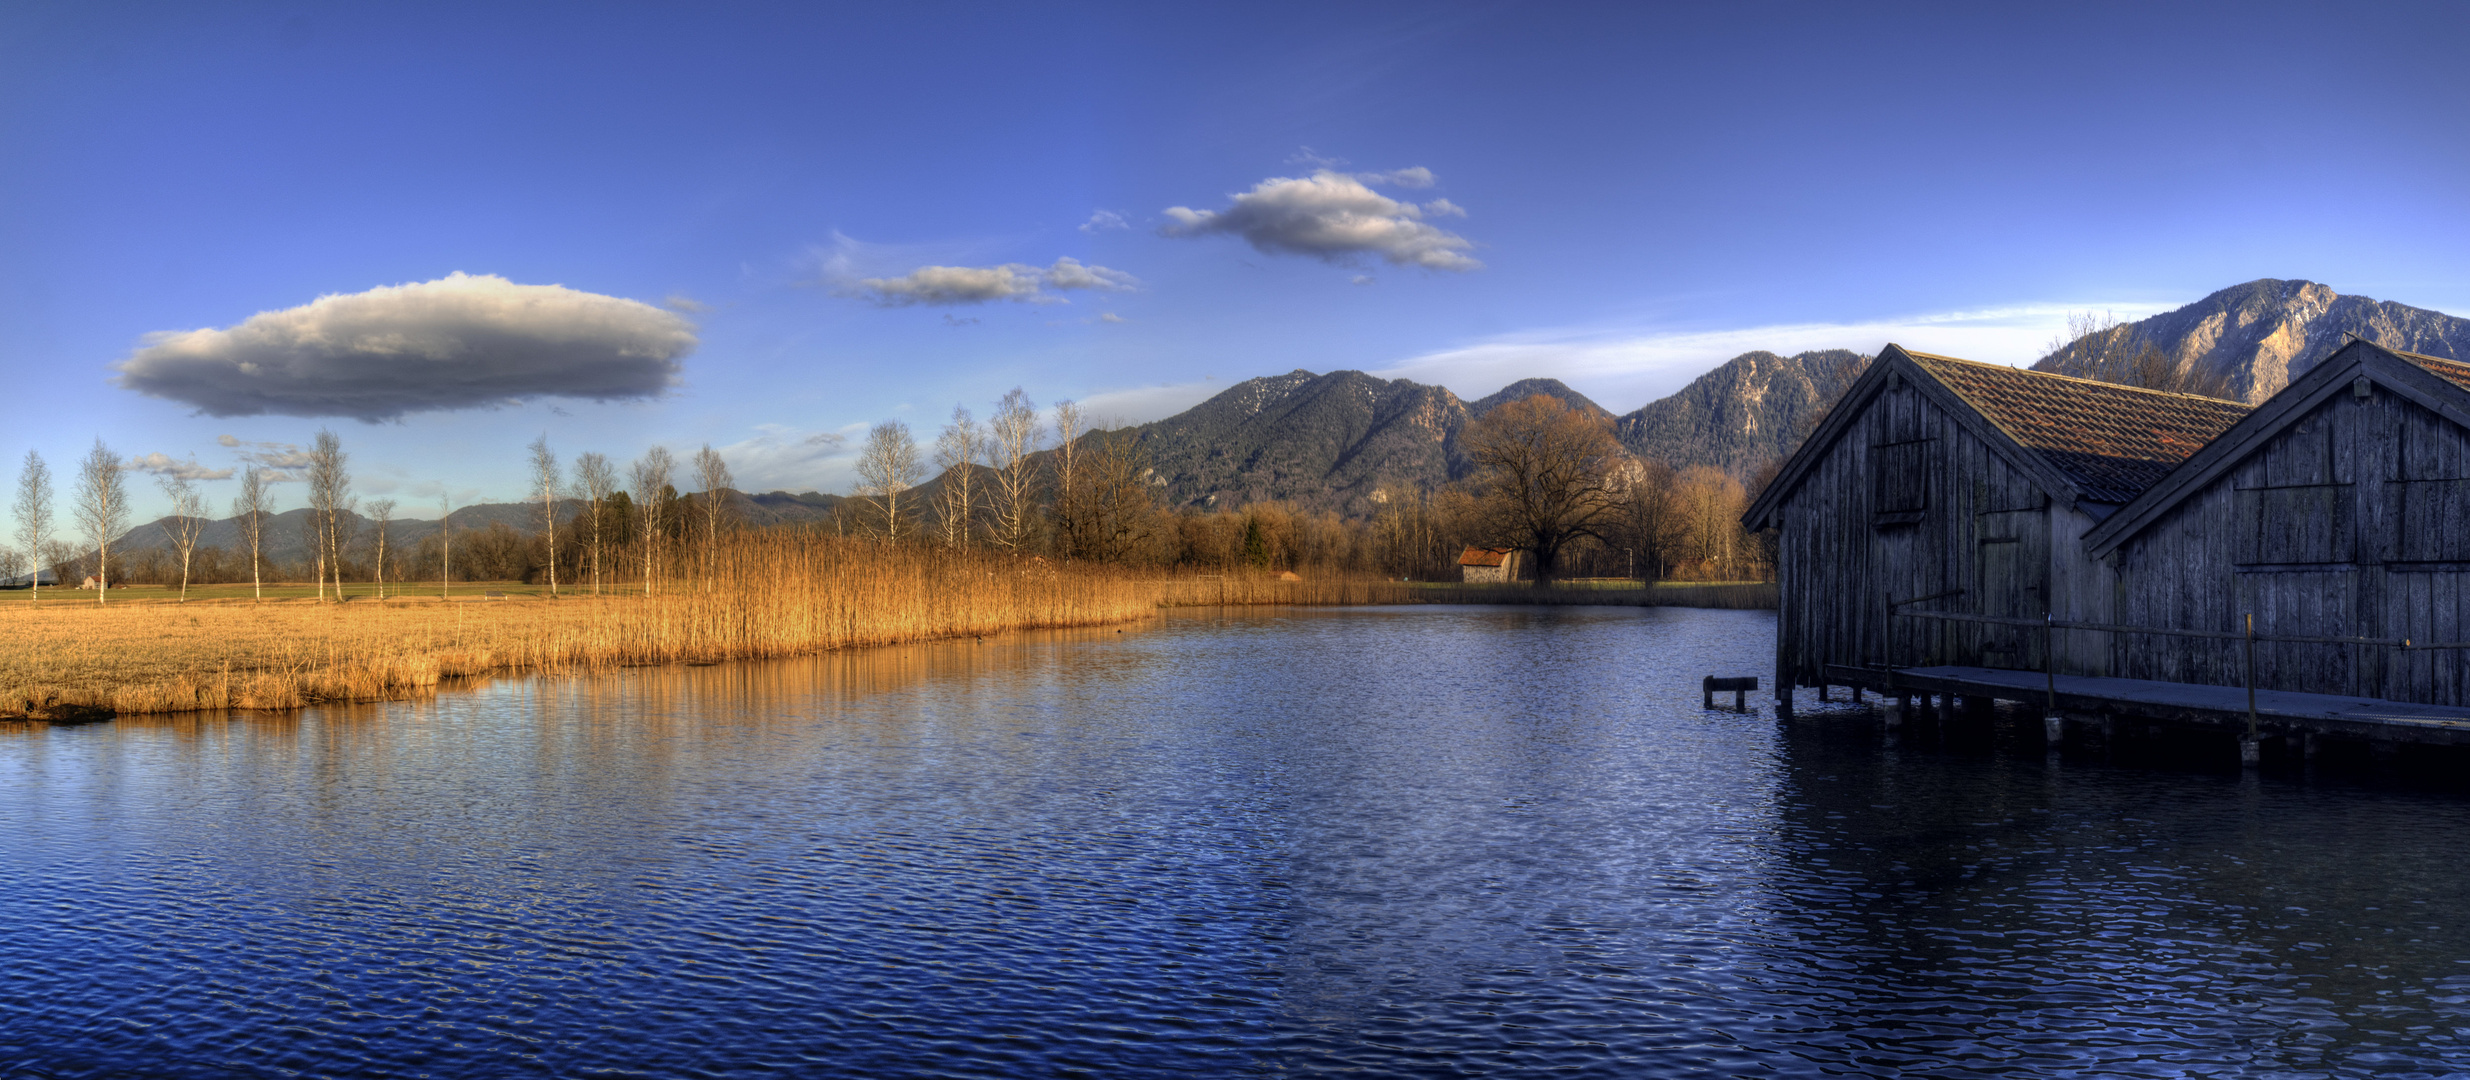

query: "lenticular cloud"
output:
114 273 697 421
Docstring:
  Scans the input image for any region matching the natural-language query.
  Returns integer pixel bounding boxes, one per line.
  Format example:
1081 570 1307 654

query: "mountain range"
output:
97 278 2470 546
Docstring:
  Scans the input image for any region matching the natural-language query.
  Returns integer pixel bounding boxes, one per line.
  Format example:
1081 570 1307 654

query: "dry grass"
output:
0 534 1771 720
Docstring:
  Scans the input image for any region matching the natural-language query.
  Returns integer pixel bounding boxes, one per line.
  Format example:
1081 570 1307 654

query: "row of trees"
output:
8 385 1775 599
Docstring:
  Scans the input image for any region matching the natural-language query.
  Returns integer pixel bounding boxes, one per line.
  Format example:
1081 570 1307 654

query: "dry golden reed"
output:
0 533 1772 720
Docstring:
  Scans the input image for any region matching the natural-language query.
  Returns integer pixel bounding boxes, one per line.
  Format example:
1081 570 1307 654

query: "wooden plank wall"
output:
1775 369 2089 689
2113 386 2470 705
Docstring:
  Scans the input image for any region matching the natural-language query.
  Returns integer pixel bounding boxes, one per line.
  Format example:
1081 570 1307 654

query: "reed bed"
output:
0 533 1771 720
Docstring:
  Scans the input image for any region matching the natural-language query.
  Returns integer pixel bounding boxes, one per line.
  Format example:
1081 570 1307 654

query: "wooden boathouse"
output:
1746 339 2470 756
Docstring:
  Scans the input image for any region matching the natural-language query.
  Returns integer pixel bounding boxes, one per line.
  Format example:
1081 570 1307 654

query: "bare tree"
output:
13 451 52 601
2042 311 2237 400
307 429 351 601
1070 428 1162 563
855 421 923 540
0 543 22 592
233 465 273 600
72 439 129 603
437 494 453 598
573 452 616 595
366 498 396 599
629 447 674 595
1049 399 1085 557
692 444 733 581
1462 395 1627 586
987 387 1043 553
933 404 985 547
1668 465 1750 579
529 435 562 597
157 472 209 601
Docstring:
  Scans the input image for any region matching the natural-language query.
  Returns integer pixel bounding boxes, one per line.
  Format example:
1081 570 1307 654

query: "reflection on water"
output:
3 606 2469 1077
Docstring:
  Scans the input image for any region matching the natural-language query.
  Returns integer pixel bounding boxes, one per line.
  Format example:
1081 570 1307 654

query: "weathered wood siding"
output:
2112 385 2470 705
1774 371 2092 688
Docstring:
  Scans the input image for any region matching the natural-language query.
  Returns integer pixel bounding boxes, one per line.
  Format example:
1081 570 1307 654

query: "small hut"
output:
1458 547 1529 583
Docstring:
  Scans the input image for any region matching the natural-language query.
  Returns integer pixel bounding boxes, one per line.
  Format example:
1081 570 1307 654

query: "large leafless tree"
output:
13 451 52 600
529 435 562 596
157 472 209 601
1048 400 1085 557
307 429 352 601
855 421 923 541
1462 395 1627 586
366 498 396 599
72 440 129 603
233 465 273 600
986 387 1043 553
572 452 616 595
629 447 674 595
692 444 733 581
933 405 985 547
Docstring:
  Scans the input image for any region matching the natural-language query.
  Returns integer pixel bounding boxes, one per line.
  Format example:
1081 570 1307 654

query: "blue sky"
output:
8 1 2470 518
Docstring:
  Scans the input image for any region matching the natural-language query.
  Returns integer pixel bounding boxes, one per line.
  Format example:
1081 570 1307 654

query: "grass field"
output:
0 548 1773 720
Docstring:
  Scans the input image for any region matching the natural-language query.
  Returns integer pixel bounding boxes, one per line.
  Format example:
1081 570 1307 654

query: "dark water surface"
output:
6 606 2470 1077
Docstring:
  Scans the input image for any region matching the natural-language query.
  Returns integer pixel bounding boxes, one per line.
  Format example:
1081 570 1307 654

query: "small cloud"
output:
115 272 696 421
124 452 234 481
218 436 313 481
1097 312 1126 324
1352 275 1377 286
663 293 709 313
1362 166 1436 189
942 314 981 327
1160 169 1479 272
1288 147 1347 169
847 257 1139 307
1079 210 1129 233
1422 198 1465 218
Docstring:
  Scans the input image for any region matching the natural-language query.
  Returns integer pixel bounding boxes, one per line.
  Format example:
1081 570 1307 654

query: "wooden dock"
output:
1823 663 2470 747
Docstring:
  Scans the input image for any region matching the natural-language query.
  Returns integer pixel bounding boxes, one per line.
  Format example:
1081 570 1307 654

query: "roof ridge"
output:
1904 349 2250 408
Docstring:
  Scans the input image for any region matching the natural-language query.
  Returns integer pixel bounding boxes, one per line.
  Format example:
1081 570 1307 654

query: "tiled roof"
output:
1457 546 1513 567
2395 348 2470 393
1906 351 2252 506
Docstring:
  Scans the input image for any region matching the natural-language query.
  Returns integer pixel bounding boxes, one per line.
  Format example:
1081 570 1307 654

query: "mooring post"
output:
2242 613 2261 767
2043 611 2062 747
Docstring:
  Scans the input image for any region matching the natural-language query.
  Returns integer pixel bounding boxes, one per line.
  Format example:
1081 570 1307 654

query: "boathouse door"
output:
1973 505 2049 671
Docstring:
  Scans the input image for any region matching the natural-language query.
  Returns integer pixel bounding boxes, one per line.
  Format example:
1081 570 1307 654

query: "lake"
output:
4 605 2470 1077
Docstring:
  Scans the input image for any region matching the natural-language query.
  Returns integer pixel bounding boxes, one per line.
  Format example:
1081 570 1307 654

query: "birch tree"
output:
366 498 395 599
307 430 351 601
573 452 616 595
855 421 922 541
1049 399 1085 557
72 440 129 603
692 444 732 582
437 494 453 598
13 451 51 601
233 465 272 600
629 447 674 595
157 472 208 601
933 405 985 547
987 388 1042 553
529 435 562 597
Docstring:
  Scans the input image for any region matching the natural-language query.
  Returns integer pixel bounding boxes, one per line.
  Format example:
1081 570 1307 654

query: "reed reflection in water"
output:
3 606 2470 1077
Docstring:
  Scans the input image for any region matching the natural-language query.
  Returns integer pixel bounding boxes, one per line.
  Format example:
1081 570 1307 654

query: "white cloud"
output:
710 424 859 493
1359 166 1435 189
124 452 234 481
1073 380 1225 425
217 435 313 481
1352 275 1377 286
1160 169 1479 271
115 273 696 421
1079 210 1129 233
848 256 1138 307
1096 312 1126 324
663 293 709 313
1366 302 2177 413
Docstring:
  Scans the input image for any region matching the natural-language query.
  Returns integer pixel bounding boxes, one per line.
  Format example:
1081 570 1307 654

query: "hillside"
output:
1611 349 1871 476
2032 279 2470 402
